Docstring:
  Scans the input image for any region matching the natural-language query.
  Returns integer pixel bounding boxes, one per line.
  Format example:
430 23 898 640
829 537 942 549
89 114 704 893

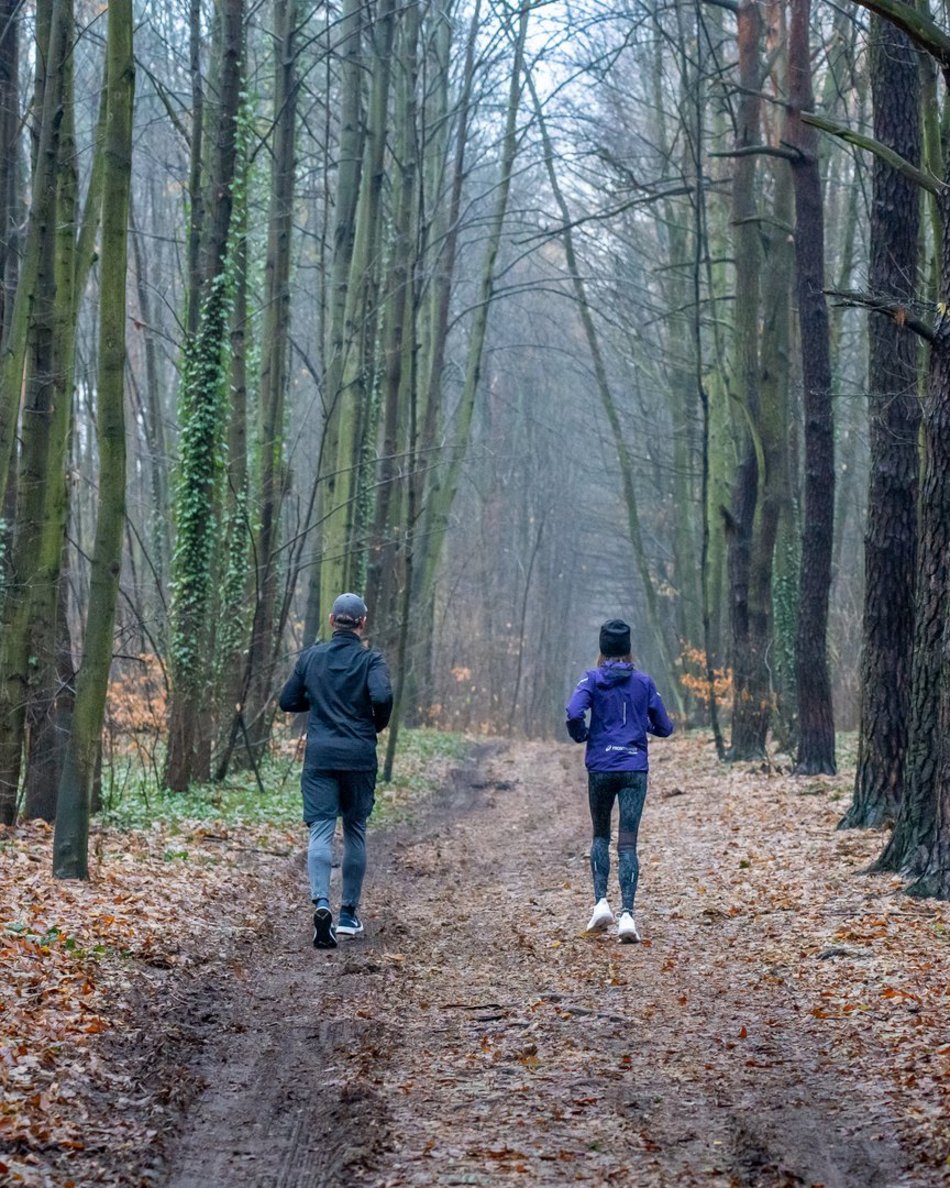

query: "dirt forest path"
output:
159 738 937 1187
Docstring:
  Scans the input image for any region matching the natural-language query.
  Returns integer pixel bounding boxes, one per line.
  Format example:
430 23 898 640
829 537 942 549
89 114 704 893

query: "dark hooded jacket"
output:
565 661 673 772
279 630 393 770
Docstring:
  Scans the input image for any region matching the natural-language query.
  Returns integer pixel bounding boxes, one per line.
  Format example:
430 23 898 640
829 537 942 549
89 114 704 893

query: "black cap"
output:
599 619 631 657
331 592 367 624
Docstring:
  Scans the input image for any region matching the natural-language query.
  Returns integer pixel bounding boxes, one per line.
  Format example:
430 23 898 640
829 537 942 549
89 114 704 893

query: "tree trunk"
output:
130 200 170 591
726 0 771 760
20 43 107 823
841 15 920 829
239 0 298 764
0 0 69 824
25 547 74 820
0 0 19 351
366 0 419 659
788 0 836 775
875 287 950 891
165 0 245 791
758 154 795 753
53 0 133 878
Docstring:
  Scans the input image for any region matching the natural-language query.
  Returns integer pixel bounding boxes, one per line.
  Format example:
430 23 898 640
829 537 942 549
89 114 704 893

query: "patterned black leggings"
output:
588 770 648 912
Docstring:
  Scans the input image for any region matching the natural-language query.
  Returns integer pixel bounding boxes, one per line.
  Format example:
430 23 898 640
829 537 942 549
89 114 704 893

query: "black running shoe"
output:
312 907 337 949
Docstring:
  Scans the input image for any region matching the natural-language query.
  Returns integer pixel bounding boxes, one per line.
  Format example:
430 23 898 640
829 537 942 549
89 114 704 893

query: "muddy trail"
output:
156 739 930 1187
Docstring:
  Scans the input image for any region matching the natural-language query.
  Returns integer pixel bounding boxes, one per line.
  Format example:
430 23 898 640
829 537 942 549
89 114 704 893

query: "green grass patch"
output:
99 728 469 834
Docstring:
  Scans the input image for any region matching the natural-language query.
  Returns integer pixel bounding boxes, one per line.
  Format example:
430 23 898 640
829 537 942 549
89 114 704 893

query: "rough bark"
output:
726 0 771 760
873 191 950 882
838 0 950 895
842 16 920 829
788 0 836 775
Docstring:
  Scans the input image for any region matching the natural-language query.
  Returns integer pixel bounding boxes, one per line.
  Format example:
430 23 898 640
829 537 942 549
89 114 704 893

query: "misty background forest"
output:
0 0 949 897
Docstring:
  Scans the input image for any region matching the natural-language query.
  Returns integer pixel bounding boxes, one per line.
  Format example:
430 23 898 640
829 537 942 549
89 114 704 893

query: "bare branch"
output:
710 144 801 162
803 112 944 195
825 288 935 342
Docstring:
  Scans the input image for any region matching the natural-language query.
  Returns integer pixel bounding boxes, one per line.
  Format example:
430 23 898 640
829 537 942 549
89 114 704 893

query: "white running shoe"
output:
586 898 615 932
617 911 640 943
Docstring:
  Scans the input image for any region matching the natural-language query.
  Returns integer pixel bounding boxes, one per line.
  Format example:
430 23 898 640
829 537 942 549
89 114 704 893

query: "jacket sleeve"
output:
565 673 592 743
278 657 310 713
368 651 394 733
647 681 674 737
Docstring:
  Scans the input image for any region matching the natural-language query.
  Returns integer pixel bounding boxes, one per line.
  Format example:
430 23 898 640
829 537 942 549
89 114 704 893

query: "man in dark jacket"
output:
279 592 393 949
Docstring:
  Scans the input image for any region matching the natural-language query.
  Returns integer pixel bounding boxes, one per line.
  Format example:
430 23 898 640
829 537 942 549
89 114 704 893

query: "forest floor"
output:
3 732 950 1186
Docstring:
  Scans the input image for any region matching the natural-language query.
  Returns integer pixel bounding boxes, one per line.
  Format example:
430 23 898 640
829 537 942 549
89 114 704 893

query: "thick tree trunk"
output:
841 16 920 829
0 0 69 824
165 0 244 791
18 45 109 826
726 0 770 760
25 551 74 820
53 0 133 878
787 0 836 775
757 155 795 753
875 303 950 890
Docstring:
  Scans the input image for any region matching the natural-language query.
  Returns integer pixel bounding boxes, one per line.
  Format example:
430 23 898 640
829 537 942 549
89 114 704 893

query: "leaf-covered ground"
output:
0 731 465 1187
3 733 950 1185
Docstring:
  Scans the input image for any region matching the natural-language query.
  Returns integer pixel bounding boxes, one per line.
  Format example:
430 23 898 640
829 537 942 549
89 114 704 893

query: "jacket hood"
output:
595 661 634 687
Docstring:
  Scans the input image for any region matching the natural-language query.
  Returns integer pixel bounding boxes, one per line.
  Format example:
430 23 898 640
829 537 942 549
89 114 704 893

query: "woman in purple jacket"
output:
565 620 674 942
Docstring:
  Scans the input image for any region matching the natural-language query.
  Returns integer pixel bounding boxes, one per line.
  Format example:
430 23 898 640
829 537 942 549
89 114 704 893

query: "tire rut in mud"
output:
156 746 501 1187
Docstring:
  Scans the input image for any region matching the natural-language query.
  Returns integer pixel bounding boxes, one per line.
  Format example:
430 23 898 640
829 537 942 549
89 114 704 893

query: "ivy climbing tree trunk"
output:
165 0 245 791
53 0 133 878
